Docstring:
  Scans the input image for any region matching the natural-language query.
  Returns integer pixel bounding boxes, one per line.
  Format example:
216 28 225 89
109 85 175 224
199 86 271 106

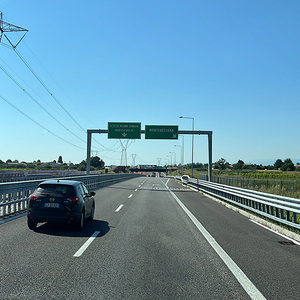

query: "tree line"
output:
213 158 299 172
0 156 105 171
1 156 299 172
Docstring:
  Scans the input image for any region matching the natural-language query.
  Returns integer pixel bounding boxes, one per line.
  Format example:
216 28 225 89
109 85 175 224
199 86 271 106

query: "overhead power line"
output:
0 57 82 129
2 41 115 152
21 40 100 129
0 93 85 150
0 62 86 144
13 47 118 152
1 12 84 133
13 47 87 133
1 12 121 159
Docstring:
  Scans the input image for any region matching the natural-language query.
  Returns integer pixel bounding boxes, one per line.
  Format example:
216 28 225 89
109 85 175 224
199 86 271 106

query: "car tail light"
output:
29 195 39 201
67 197 80 202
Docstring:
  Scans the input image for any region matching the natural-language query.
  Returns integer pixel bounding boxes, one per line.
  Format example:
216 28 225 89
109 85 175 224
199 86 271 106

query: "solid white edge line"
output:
162 179 266 300
73 231 100 257
115 204 124 212
250 219 300 245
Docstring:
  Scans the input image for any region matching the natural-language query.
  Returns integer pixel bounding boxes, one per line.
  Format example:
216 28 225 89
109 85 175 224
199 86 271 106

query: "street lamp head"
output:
180 116 194 120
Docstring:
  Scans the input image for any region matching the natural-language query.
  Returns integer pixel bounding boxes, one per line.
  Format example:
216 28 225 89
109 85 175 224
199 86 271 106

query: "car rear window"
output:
36 184 76 197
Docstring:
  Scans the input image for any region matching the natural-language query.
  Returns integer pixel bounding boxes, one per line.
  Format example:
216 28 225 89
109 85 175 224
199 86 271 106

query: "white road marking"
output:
128 194 133 198
73 231 100 257
115 204 124 212
162 179 266 300
135 189 138 191
250 219 300 245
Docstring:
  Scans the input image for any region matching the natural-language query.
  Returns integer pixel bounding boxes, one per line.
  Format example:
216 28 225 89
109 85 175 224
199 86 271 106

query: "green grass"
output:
171 169 300 198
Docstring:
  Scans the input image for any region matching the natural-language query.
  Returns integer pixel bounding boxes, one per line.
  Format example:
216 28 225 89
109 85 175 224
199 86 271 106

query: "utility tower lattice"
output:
157 158 161 166
0 12 28 48
120 140 129 166
91 150 98 157
131 154 137 167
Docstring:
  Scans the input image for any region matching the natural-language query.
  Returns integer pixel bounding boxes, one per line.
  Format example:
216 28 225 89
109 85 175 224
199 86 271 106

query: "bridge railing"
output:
175 176 300 230
0 173 142 219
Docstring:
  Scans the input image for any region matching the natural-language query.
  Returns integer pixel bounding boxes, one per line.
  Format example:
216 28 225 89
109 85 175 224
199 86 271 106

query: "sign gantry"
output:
86 123 213 181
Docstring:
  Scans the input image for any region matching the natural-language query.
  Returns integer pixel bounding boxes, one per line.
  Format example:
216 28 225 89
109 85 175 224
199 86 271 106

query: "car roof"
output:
39 180 82 186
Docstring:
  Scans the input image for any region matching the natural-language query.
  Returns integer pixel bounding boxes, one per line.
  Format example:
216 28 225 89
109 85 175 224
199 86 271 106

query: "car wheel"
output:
75 211 85 230
88 205 95 222
28 219 37 230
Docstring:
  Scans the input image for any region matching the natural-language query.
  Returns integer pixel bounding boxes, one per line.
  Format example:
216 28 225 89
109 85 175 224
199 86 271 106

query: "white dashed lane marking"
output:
115 204 124 212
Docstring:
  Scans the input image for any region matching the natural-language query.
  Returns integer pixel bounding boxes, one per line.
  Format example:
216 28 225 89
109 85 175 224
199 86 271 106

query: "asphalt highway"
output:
1 176 300 299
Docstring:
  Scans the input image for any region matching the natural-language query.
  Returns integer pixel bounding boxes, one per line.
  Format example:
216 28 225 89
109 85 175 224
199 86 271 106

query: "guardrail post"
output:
292 212 297 223
287 211 291 221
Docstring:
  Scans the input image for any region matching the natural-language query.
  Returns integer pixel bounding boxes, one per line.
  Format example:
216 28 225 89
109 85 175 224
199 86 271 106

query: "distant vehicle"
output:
27 180 95 230
151 172 156 177
181 175 190 184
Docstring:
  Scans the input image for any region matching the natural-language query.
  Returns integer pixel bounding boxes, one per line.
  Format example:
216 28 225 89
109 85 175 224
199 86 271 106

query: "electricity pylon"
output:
0 12 28 48
120 140 129 166
157 158 161 166
131 154 137 167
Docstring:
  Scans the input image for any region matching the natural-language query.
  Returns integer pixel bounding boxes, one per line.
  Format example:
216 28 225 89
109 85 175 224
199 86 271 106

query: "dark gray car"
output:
27 179 95 230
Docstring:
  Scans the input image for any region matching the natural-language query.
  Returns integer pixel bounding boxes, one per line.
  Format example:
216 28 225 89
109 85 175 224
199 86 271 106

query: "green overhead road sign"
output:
108 122 141 139
145 125 178 140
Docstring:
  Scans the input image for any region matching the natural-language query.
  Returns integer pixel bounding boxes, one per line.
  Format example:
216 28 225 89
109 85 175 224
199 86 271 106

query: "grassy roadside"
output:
170 169 300 199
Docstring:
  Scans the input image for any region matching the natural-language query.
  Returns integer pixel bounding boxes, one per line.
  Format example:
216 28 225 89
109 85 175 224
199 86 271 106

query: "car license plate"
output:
44 203 60 208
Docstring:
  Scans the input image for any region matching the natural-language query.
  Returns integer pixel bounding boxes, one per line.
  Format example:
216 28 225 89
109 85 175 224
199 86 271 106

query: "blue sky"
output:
0 0 299 166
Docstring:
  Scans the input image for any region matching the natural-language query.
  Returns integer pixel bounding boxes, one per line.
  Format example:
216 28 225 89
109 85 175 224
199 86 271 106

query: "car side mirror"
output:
89 191 95 196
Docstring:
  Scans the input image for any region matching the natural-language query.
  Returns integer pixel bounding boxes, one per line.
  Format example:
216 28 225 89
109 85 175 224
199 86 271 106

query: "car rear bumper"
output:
27 210 81 224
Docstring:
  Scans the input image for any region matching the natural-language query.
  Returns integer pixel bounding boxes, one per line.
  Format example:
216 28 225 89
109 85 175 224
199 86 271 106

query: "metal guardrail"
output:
0 173 142 219
175 176 300 230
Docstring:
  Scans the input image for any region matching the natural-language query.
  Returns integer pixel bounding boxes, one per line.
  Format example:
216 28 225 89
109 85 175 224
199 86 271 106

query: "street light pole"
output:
174 145 182 164
174 145 182 175
169 151 176 166
180 135 184 166
180 116 194 178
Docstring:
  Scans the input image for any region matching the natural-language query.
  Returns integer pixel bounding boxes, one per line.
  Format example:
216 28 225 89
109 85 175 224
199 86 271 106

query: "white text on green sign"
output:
108 122 141 139
145 125 178 139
